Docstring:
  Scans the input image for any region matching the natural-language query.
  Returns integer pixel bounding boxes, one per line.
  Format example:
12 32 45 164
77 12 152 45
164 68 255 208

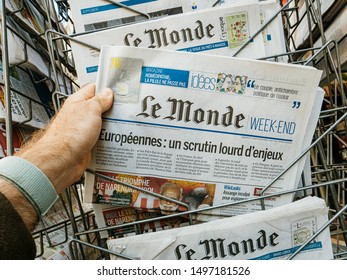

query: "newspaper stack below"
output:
107 196 333 260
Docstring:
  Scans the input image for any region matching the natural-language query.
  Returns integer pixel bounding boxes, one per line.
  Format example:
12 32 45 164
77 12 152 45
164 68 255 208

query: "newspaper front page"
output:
107 196 333 260
198 0 287 61
0 66 51 129
84 45 323 218
69 0 257 33
258 0 287 62
69 0 194 33
71 1 266 85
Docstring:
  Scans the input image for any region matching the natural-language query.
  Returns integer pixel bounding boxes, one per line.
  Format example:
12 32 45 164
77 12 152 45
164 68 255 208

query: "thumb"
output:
95 88 114 113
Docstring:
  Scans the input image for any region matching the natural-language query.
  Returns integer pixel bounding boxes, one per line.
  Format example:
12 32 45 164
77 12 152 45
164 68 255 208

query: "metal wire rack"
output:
1 0 347 260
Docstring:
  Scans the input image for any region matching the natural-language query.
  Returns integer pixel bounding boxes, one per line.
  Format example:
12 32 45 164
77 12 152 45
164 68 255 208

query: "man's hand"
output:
17 84 114 194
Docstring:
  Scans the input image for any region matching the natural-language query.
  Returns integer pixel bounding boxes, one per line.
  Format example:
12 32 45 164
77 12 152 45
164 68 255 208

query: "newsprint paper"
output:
69 0 195 33
84 46 323 219
69 0 258 33
107 196 333 260
71 1 266 85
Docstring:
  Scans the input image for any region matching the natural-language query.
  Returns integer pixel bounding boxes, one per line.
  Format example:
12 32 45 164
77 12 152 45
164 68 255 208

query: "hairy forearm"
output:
15 124 83 195
0 84 113 234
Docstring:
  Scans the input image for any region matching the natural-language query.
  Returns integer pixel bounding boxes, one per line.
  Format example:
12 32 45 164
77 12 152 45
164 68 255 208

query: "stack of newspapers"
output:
68 0 332 259
107 196 333 260
69 0 287 85
0 65 51 129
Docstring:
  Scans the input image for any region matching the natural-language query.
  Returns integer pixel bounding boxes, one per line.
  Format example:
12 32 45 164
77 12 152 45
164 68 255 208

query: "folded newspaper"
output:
70 0 287 81
107 196 333 260
69 0 195 33
84 45 323 219
69 0 258 33
71 1 269 85
5 0 46 35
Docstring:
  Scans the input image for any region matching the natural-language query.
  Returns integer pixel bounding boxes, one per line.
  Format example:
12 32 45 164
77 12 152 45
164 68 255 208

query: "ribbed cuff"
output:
0 156 58 216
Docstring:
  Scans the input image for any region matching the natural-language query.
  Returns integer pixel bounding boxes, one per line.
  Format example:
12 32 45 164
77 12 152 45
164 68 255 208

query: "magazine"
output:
0 66 51 129
84 45 323 218
107 196 333 260
70 1 266 85
6 26 71 95
5 0 47 35
0 122 26 157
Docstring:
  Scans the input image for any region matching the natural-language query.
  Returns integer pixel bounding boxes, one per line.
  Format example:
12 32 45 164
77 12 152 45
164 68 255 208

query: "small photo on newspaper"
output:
226 12 250 49
106 57 143 103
